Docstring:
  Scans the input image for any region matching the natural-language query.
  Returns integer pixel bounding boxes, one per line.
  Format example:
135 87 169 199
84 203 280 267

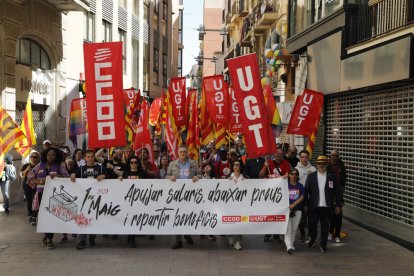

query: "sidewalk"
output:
0 202 413 276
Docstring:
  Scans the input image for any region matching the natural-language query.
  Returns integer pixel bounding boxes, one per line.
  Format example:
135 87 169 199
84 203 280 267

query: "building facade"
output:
217 0 296 144
0 0 89 204
0 0 181 205
287 0 414 246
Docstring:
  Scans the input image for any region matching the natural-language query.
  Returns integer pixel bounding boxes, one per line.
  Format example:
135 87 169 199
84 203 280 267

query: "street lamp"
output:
197 25 228 40
194 55 218 65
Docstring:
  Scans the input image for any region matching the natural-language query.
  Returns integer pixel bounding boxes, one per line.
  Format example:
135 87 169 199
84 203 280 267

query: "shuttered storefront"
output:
325 85 414 243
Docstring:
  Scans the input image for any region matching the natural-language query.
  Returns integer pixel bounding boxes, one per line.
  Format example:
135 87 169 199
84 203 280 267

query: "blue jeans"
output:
0 180 10 209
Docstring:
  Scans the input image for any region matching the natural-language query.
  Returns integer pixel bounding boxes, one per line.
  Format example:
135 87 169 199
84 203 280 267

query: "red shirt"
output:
262 159 290 178
214 160 231 179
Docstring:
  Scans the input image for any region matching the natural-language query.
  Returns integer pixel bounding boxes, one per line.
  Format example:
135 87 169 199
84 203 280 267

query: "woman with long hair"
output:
27 147 68 250
228 159 245 250
119 156 146 248
284 168 305 254
158 155 169 179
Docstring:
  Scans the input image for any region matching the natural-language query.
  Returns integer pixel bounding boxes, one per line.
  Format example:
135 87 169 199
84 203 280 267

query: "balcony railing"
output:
347 0 414 47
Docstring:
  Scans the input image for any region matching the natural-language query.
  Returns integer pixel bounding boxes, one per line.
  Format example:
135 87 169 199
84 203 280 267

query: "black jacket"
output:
304 171 342 210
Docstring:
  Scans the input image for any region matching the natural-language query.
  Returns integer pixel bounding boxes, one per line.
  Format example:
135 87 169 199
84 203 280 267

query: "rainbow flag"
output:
263 85 283 137
68 98 88 148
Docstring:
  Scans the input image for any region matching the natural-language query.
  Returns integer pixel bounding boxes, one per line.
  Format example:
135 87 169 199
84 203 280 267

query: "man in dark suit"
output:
304 155 342 253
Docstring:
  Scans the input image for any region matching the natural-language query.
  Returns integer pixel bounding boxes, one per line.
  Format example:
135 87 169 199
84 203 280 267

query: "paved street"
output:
0 202 413 276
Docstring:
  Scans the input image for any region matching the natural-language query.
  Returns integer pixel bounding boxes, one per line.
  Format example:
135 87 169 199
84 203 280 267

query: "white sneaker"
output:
228 236 235 246
335 237 341 243
233 241 242 250
328 234 332 241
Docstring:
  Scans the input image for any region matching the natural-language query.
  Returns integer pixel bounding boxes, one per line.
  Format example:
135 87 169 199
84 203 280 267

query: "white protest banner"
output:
37 178 289 235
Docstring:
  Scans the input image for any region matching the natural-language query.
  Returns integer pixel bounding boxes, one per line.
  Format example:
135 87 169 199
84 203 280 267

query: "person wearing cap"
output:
42 140 51 151
304 155 342 253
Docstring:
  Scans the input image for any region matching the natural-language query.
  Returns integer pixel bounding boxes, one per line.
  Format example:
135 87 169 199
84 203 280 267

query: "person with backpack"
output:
1 154 17 215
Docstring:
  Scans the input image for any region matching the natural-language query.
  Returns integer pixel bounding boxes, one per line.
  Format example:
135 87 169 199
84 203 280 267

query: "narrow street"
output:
0 203 413 275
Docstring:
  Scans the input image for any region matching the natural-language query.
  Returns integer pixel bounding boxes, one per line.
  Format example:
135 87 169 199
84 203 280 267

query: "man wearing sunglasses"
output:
304 155 342 253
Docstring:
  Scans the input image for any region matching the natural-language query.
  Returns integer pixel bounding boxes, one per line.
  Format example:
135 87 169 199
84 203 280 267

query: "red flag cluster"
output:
78 42 324 161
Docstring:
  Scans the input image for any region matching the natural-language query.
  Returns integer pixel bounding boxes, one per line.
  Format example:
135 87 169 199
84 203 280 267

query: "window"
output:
153 48 159 85
154 0 159 14
118 0 127 8
144 1 149 22
132 0 138 16
102 20 112 42
178 48 183 77
162 53 167 87
83 12 95 42
132 38 139 88
163 1 168 21
162 21 168 36
178 9 183 44
118 29 126 74
16 38 51 70
143 42 150 92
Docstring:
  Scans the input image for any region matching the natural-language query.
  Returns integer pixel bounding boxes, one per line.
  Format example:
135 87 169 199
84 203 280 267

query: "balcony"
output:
253 2 278 33
240 11 254 46
46 0 89 11
347 0 414 47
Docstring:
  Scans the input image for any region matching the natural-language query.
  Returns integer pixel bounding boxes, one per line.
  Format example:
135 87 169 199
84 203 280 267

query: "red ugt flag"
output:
83 42 125 148
202 75 229 123
287 89 324 137
168 77 187 130
227 53 276 158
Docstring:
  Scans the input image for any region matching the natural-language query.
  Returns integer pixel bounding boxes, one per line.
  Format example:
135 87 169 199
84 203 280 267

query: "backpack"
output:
5 165 17 181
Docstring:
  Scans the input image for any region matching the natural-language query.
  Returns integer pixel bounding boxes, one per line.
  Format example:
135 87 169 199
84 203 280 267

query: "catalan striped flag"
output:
125 90 141 142
199 88 214 146
263 85 283 137
214 123 227 149
161 89 168 125
1 107 25 172
186 89 199 160
14 95 36 157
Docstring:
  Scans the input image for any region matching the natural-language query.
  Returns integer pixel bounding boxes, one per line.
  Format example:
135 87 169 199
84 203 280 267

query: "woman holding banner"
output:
119 155 147 248
228 159 245 250
285 168 305 254
27 147 69 250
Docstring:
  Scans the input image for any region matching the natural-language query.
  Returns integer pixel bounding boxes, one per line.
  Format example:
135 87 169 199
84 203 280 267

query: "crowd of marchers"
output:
2 137 346 254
